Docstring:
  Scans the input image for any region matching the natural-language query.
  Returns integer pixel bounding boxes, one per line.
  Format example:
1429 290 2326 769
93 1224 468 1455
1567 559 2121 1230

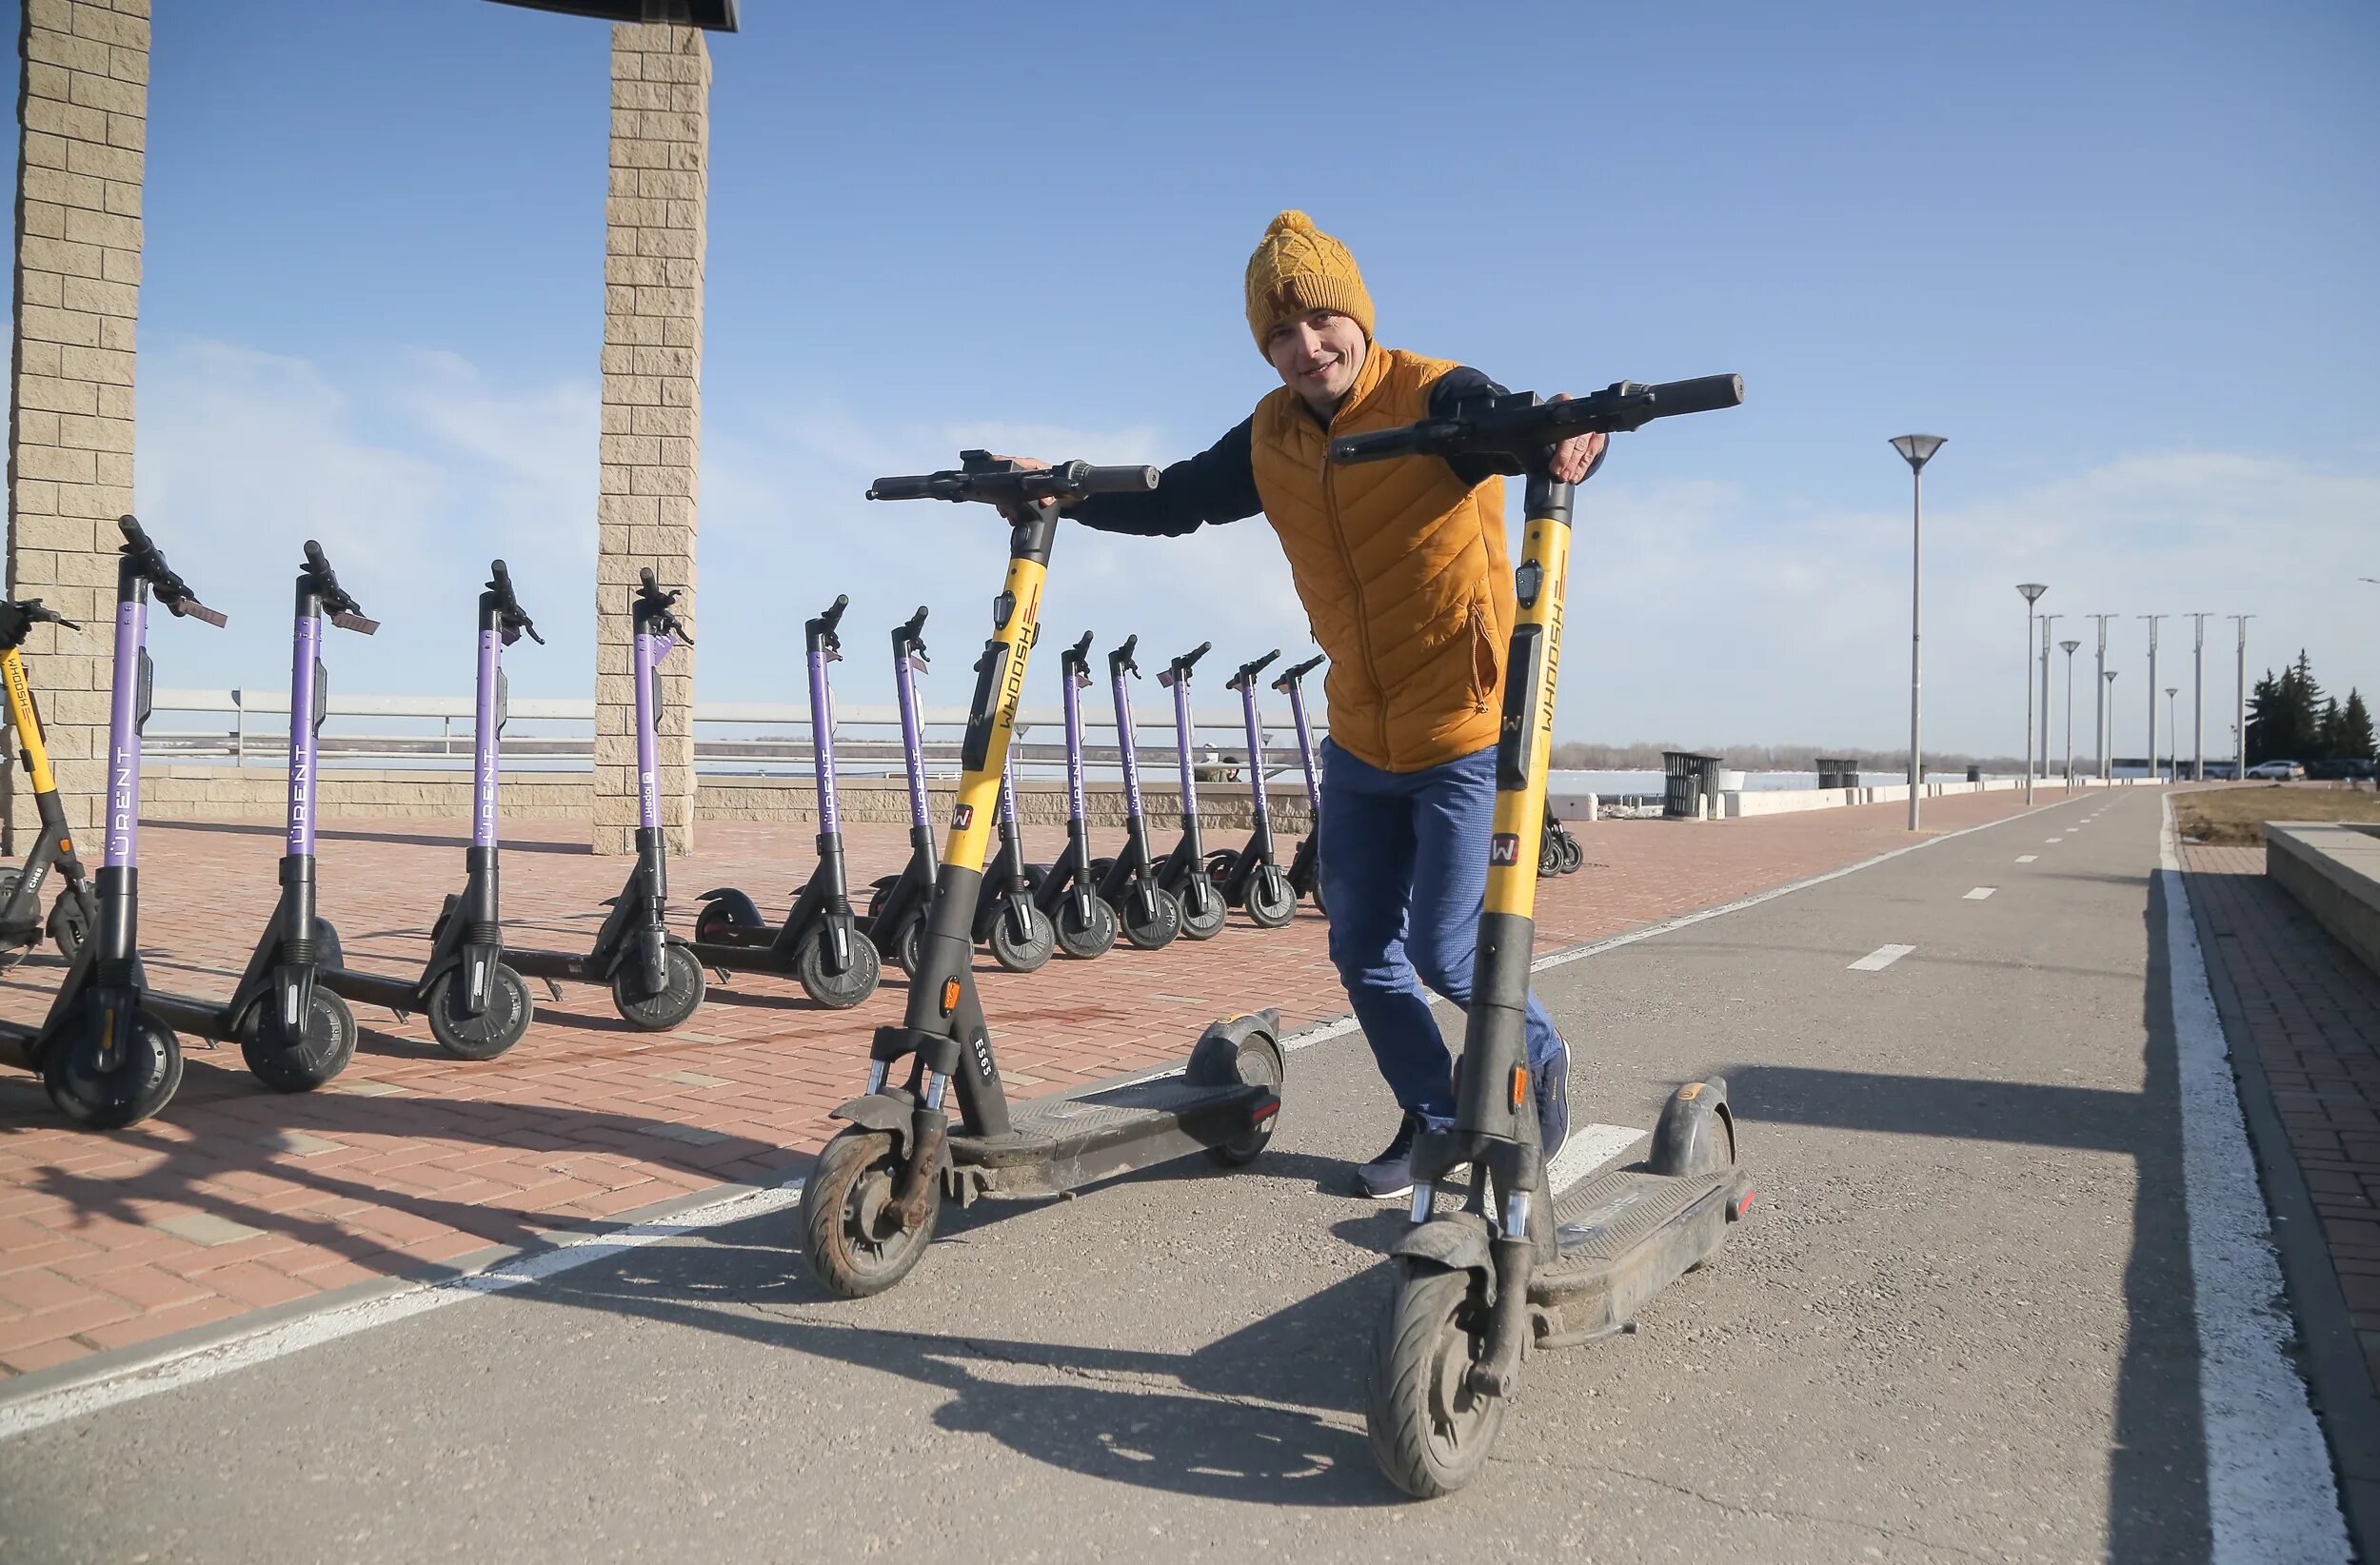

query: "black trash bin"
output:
1815 758 1860 790
1664 751 1723 818
1966 763 1982 783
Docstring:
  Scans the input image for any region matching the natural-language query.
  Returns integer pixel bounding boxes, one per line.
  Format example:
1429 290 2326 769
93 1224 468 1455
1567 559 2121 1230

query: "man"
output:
1019 209 1600 1198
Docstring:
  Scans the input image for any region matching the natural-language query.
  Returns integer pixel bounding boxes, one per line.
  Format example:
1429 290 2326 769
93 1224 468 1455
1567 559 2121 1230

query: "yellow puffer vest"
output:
1252 346 1511 773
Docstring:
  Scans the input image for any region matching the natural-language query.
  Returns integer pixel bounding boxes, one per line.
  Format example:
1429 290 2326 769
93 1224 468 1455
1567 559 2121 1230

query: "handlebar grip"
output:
1245 649 1280 675
1066 630 1094 660
1073 465 1160 495
866 474 942 502
820 594 849 630
305 540 330 572
117 515 150 550
1284 653 1325 680
1645 374 1745 419
1180 641 1212 668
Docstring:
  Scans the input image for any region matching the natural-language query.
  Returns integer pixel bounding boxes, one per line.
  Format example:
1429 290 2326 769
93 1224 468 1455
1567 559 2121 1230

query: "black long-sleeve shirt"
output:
1067 366 1525 538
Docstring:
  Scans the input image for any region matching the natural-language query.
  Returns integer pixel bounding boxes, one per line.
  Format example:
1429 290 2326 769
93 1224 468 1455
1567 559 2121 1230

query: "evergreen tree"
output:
2318 697 2344 760
2342 689 2377 763
2247 671 2284 764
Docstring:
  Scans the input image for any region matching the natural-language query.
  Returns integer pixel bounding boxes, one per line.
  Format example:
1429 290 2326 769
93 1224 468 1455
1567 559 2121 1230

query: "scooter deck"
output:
1528 1162 1750 1345
949 1076 1274 1198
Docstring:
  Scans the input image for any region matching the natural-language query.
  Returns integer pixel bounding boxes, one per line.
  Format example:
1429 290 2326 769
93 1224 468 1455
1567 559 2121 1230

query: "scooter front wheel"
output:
1559 835 1584 874
986 898 1054 974
895 915 925 980
240 989 359 1093
1054 895 1117 961
796 925 881 1009
801 1126 939 1298
1244 865 1297 929
611 942 705 1030
425 961 535 1061
1178 880 1228 941
1119 884 1181 951
42 1003 183 1129
1366 1259 1507 1498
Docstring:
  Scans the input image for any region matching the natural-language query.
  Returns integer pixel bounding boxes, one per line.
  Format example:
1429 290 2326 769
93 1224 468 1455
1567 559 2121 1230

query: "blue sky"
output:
13 0 2377 755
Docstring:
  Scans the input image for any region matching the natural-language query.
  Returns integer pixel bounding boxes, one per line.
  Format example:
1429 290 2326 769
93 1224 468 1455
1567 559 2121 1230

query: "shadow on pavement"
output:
1722 872 2211 1565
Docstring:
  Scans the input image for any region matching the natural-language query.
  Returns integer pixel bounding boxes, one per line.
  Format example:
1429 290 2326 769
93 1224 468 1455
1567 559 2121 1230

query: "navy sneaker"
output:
1536 1040 1571 1162
1352 1113 1421 1199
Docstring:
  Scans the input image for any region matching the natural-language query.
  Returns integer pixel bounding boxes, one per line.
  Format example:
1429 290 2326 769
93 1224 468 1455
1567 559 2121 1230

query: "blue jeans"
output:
1318 739 1565 1129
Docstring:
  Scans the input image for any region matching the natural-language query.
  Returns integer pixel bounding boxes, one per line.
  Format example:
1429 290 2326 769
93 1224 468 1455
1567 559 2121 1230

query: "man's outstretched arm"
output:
1062 419 1262 537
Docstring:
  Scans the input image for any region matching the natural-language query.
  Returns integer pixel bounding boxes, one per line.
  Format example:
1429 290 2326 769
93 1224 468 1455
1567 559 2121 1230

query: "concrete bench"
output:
2266 821 2380 980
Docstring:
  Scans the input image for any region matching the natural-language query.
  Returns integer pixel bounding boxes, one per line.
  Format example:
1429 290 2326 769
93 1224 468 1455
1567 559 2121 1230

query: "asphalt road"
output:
0 790 2263 1562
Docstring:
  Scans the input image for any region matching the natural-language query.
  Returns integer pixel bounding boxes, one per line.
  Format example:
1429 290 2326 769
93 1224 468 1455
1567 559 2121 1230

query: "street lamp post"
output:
2139 615 2166 783
2018 584 2049 803
2039 613 2062 783
2231 614 2254 777
1892 435 1945 831
2105 669 2120 778
2061 640 2081 789
2087 613 2117 782
2187 612 2213 781
2166 687 2179 782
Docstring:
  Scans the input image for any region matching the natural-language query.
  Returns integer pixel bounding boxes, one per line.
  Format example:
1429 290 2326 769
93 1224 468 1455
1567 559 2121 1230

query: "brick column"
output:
5 0 147 846
592 21 708 857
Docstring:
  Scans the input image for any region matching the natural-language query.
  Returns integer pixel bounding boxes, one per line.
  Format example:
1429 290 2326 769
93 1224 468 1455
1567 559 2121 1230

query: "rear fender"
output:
1647 1077 1735 1179
694 887 766 929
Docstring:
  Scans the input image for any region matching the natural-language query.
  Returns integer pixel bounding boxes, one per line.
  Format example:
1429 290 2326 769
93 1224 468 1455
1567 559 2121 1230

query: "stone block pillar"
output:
5 0 147 846
592 22 708 856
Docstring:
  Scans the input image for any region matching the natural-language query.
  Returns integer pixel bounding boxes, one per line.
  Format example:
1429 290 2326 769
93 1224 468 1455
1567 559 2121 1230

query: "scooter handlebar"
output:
1109 633 1141 678
1271 651 1325 692
1328 374 1745 466
116 515 228 628
866 457 1160 507
1228 648 1281 689
487 559 545 644
301 539 378 633
893 604 929 651
10 600 81 631
816 594 849 633
635 567 693 644
1158 640 1211 688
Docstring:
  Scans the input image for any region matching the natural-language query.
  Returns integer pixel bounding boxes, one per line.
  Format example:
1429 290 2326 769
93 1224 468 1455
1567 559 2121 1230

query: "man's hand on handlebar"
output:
1545 398 1606 484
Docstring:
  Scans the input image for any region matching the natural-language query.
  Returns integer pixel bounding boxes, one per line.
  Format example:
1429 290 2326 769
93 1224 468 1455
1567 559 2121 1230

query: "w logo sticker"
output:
1489 834 1521 866
952 804 974 830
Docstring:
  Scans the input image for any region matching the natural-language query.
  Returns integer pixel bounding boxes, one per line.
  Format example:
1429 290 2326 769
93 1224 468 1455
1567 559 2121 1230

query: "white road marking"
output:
1964 887 1996 900
0 788 2080 1437
1548 1123 1647 1197
2159 796 2351 1562
0 1179 809 1443
2047 836 2065 843
1848 943 1916 971
2016 854 2038 862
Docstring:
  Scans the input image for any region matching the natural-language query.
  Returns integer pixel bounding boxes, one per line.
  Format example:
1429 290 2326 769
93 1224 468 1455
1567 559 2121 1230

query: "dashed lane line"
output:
1848 943 1916 972
1964 887 1996 900
2017 854 2039 862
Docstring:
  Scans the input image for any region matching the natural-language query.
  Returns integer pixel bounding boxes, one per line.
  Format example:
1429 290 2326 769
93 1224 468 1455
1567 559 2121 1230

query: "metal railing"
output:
145 688 1322 784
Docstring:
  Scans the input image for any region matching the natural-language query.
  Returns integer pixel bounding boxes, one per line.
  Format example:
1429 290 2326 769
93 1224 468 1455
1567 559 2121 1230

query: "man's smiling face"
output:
1265 308 1368 414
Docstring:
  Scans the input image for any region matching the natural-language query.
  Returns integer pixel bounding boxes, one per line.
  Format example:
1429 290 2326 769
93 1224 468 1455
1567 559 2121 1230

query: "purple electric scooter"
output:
0 518 226 1127
1024 631 1119 960
1273 652 1325 915
136 541 376 1093
862 606 937 979
308 559 540 1060
689 594 881 1008
1087 636 1181 950
506 569 706 1030
1205 648 1298 928
1151 642 1228 941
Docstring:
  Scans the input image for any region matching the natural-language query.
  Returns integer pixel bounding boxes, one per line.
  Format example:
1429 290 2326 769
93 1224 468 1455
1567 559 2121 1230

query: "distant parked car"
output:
2306 758 2378 782
2245 760 2305 780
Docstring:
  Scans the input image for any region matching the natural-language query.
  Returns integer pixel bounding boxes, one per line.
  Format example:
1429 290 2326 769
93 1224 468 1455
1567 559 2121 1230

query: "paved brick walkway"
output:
0 786 2060 1377
2184 845 2380 1425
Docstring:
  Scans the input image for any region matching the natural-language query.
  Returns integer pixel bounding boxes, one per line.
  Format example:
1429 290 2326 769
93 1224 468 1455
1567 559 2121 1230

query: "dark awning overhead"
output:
486 0 739 30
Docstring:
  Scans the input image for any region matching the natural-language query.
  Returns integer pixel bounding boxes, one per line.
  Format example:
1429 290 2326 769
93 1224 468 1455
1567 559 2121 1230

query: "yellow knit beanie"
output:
1244 209 1375 356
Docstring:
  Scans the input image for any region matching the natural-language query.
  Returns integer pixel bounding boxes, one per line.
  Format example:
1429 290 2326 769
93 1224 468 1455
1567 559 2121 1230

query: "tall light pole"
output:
2187 612 2213 781
2018 584 2049 803
2039 612 2062 782
2061 640 2081 789
2231 613 2254 775
2149 622 2165 776
2105 669 2120 779
2087 613 2118 782
2166 688 2179 782
1892 435 1945 830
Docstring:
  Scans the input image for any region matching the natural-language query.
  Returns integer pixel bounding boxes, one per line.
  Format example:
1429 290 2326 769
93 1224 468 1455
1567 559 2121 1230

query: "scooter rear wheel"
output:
895 915 925 980
1559 835 1584 874
1053 895 1117 961
1187 1020 1285 1166
796 924 881 1009
985 897 1054 974
425 961 535 1061
694 900 764 946
240 989 359 1093
611 942 704 1030
1538 836 1562 877
1367 1259 1506 1498
48 889 90 961
42 1003 182 1129
801 1126 938 1298
1119 883 1180 950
